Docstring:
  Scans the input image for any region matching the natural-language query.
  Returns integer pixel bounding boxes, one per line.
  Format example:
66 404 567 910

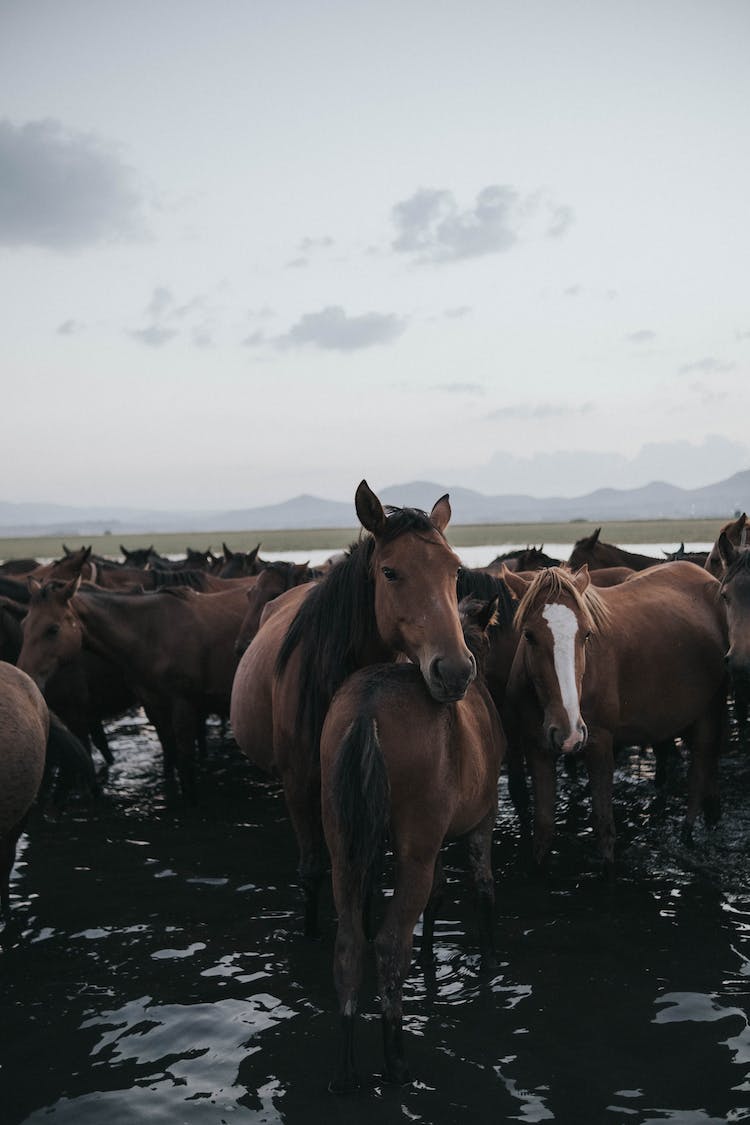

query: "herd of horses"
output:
1 486 749 1091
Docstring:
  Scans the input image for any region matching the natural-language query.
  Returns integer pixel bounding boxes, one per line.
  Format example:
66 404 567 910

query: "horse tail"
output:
331 713 390 906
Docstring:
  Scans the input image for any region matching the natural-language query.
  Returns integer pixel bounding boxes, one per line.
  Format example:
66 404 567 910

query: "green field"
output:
0 516 727 562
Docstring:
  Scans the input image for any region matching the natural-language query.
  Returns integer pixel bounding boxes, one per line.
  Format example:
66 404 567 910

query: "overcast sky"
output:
2 0 749 512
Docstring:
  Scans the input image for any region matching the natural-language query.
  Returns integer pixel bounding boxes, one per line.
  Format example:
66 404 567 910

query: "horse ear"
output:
430 494 451 533
294 562 310 579
591 528 601 545
223 542 234 560
573 564 591 593
476 596 500 633
718 530 738 569
61 576 82 601
248 544 261 563
355 480 386 536
500 565 531 599
82 546 92 561
27 576 43 599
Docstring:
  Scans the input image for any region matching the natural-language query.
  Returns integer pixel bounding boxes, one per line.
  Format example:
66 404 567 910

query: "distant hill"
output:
1 470 748 535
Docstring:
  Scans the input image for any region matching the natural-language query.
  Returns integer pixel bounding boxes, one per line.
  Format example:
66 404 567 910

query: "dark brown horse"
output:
716 532 750 745
568 528 662 572
320 597 505 1091
234 561 314 656
505 562 728 869
705 512 748 578
18 579 253 796
0 662 48 921
485 546 561 572
230 480 477 937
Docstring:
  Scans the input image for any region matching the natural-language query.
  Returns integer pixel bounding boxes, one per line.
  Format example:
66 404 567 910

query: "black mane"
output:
457 567 518 629
276 505 443 757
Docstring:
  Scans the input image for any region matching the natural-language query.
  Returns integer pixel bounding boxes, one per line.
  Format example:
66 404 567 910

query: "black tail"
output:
331 714 390 905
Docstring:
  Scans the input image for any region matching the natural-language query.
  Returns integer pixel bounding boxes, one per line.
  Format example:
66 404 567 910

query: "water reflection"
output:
1 714 749 1123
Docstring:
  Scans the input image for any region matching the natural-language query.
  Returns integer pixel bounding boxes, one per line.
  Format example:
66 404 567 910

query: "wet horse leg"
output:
330 899 367 1093
583 732 616 873
375 853 437 1085
683 697 726 840
282 764 328 938
527 744 557 870
418 853 444 967
466 806 497 967
171 697 200 802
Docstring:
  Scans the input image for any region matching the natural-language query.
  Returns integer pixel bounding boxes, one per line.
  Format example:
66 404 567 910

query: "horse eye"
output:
584 630 592 642
523 629 535 644
46 624 60 638
381 567 399 582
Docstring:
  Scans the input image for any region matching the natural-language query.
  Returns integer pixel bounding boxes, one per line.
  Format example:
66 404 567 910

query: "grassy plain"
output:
0 517 726 562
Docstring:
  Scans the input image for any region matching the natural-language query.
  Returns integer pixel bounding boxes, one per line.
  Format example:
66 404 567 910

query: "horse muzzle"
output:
548 720 588 754
425 651 477 703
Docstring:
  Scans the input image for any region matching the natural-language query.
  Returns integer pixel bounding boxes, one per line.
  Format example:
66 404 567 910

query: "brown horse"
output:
230 480 477 937
505 562 728 869
705 512 748 578
0 662 48 921
568 528 663 572
715 532 750 745
320 597 505 1091
234 561 314 657
18 579 253 796
485 546 561 572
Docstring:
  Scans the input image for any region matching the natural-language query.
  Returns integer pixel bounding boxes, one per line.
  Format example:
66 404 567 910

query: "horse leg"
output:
505 738 532 841
171 697 199 802
330 901 367 1093
466 807 497 967
417 853 444 968
376 855 437 1086
653 737 680 789
683 698 726 840
282 765 328 939
527 746 557 870
89 719 114 765
583 733 616 874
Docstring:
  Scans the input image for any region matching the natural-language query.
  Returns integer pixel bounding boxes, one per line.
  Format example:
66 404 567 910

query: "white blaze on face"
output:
542 603 582 737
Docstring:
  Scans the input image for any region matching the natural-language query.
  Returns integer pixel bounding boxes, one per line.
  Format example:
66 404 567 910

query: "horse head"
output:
17 576 83 689
356 479 476 703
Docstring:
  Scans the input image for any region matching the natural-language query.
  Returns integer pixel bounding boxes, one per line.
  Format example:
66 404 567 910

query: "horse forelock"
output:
379 504 447 545
514 568 610 634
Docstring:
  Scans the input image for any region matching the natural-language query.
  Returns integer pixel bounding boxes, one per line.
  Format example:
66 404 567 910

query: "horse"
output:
0 662 48 921
234 561 314 657
504 562 728 870
664 542 709 567
213 543 264 578
18 579 253 797
567 528 662 572
320 596 505 1092
230 480 477 937
715 531 750 746
705 512 748 578
485 545 561 572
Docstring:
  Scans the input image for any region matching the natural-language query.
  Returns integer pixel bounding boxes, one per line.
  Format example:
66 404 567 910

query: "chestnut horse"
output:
320 597 505 1091
230 480 477 937
715 531 750 746
18 580 254 797
567 528 662 572
505 562 728 870
0 662 48 921
234 561 314 657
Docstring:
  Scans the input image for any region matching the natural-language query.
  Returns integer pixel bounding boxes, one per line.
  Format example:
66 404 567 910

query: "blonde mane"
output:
513 567 611 634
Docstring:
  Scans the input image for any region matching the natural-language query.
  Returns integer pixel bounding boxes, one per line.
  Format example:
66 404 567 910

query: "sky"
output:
2 0 749 513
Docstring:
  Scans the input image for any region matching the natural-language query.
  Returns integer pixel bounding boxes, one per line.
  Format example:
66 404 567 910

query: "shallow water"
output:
2 707 750 1125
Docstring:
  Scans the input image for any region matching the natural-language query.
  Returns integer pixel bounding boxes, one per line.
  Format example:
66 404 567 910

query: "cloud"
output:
57 319 83 335
146 286 173 319
444 306 472 319
678 356 735 375
433 382 484 395
487 401 593 421
129 325 177 348
298 236 334 252
391 184 574 263
0 118 148 249
276 305 406 351
564 285 582 297
626 329 657 343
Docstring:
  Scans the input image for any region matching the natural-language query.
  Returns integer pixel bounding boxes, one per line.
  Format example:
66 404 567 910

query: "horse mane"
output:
276 504 444 757
150 568 210 590
514 567 611 634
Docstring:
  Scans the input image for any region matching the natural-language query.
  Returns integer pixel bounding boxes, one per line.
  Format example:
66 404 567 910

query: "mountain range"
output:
2 470 748 535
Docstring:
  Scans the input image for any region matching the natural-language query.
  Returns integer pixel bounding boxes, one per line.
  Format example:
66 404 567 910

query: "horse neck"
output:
73 590 154 669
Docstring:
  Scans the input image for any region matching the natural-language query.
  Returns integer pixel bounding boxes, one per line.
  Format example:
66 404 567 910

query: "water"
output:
2 711 750 1124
